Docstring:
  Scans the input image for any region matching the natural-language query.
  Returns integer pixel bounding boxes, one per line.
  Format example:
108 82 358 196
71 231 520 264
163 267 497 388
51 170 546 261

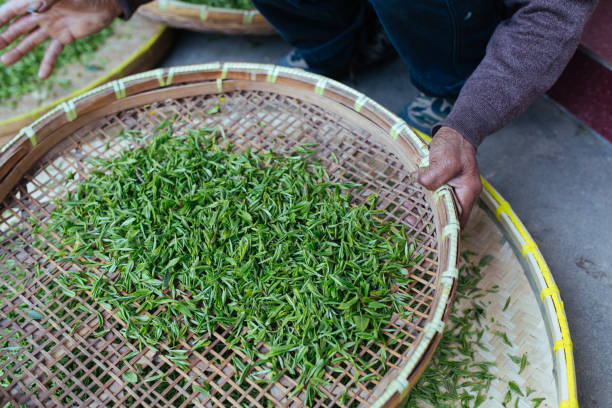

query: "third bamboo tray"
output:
138 0 276 35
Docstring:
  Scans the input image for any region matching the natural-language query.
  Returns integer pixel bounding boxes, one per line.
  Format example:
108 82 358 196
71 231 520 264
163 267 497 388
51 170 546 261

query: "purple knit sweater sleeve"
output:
435 0 597 148
116 0 152 19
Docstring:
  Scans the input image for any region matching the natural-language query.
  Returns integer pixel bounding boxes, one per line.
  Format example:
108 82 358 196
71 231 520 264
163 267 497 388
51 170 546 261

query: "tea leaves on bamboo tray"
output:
47 123 421 401
404 252 547 408
0 0 115 107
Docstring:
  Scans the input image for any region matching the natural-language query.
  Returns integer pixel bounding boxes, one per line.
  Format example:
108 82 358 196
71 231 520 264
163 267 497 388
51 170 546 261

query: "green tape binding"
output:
442 223 459 239
61 101 77 122
220 63 228 80
390 121 409 140
353 94 368 113
216 78 223 92
419 154 429 168
315 78 328 95
266 66 280 83
440 266 459 285
165 68 176 86
242 10 256 24
23 126 37 147
158 0 169 11
424 320 445 337
154 68 166 86
112 80 126 99
200 6 208 21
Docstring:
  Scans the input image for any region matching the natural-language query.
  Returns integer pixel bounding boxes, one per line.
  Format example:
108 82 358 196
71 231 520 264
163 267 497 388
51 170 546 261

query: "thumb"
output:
417 158 459 190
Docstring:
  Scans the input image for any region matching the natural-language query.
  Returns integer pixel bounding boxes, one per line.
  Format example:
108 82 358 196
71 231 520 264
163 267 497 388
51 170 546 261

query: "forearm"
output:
436 0 597 147
115 0 153 19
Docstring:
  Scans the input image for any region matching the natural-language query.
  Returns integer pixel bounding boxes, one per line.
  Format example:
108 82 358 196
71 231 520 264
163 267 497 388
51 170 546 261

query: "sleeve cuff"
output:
433 98 493 149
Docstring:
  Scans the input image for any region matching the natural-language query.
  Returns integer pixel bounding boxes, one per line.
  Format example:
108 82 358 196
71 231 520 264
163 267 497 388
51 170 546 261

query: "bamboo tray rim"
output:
415 128 579 408
0 62 461 407
152 0 259 15
0 24 170 131
137 0 275 34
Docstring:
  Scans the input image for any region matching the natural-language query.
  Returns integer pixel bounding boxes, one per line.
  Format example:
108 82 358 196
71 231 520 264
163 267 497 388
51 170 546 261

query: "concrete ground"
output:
161 31 612 407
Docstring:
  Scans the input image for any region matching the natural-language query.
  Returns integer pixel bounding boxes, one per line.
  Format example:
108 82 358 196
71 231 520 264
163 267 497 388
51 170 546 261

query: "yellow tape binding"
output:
266 66 280 83
23 126 37 147
242 10 256 24
559 400 578 408
157 0 168 11
554 338 573 353
494 200 511 219
389 121 409 141
200 6 208 21
520 241 538 258
540 284 559 303
216 78 223 93
353 94 368 113
112 80 126 99
314 78 328 95
61 101 77 122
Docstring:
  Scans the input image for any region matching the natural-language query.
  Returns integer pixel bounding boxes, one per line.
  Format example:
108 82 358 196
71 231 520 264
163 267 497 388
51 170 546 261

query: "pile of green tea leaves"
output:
48 124 421 400
179 0 253 9
0 0 115 107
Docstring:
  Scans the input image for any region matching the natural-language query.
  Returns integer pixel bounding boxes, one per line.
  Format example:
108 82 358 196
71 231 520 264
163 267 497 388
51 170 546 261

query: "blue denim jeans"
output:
251 0 501 97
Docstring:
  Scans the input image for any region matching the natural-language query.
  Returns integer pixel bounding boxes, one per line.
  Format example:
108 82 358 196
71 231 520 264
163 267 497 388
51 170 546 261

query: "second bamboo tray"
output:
0 15 175 146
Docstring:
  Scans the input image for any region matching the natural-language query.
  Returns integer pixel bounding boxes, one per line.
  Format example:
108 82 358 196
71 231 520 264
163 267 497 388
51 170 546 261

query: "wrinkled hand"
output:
418 126 482 227
0 0 122 79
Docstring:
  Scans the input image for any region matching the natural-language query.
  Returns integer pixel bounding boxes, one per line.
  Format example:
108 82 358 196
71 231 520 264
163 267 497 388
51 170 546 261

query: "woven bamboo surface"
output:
420 203 556 407
0 65 459 407
0 16 175 145
138 1 275 35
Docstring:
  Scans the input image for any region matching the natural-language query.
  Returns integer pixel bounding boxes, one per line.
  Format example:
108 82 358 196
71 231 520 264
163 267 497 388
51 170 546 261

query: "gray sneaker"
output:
400 93 455 135
278 49 310 70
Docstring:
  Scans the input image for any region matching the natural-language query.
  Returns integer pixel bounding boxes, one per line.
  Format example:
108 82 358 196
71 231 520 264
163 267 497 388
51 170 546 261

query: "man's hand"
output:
0 0 122 79
418 126 482 227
